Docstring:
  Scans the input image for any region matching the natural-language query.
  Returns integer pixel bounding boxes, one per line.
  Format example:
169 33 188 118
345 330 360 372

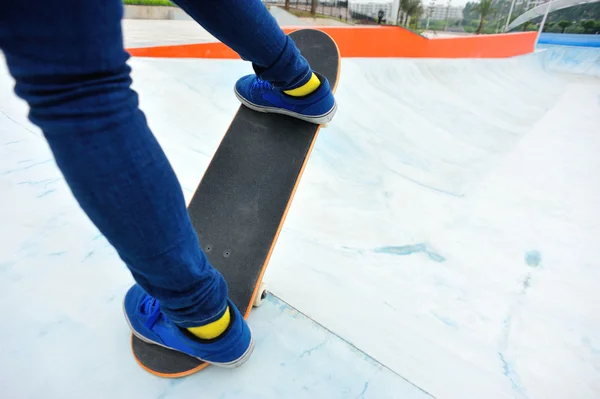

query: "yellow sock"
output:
283 72 320 97
187 306 230 340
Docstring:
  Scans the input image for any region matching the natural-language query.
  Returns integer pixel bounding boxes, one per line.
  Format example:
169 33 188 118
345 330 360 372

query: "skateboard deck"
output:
130 28 340 378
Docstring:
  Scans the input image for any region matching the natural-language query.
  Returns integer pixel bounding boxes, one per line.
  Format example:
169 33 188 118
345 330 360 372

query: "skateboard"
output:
130 28 341 378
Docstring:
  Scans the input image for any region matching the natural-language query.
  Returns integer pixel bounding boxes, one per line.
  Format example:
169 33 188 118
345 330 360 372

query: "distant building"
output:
428 5 463 21
349 1 394 22
348 0 464 23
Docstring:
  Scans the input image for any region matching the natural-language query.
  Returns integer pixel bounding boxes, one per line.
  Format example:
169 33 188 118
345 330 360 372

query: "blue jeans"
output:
0 0 311 327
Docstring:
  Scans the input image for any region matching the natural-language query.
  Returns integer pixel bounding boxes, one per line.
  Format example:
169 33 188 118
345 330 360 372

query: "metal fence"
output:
266 1 354 23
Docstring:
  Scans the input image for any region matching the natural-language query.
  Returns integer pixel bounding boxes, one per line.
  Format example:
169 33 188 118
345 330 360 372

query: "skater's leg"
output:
0 1 251 360
172 0 337 123
172 0 312 90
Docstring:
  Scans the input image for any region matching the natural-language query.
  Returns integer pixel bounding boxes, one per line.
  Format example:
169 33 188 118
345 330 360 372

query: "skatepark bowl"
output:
1 17 600 399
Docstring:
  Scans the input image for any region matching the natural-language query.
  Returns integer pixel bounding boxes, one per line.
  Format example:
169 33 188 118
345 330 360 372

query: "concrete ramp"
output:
538 44 600 77
1 45 599 398
268 47 600 398
325 53 566 197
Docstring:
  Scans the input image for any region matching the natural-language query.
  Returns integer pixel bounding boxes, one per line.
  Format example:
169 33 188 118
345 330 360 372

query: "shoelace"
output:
252 77 273 91
141 295 163 329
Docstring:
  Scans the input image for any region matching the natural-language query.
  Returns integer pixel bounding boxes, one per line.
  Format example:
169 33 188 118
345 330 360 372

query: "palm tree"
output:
398 0 422 26
406 0 423 28
474 0 493 34
399 0 411 25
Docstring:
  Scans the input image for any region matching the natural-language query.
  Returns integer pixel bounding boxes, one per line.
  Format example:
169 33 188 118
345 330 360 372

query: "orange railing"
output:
127 26 537 59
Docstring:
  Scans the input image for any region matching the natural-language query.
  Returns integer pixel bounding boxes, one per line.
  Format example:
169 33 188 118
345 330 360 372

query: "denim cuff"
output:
253 35 312 91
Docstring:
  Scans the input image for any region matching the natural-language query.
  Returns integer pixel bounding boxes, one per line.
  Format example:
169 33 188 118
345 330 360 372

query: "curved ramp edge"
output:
127 26 537 59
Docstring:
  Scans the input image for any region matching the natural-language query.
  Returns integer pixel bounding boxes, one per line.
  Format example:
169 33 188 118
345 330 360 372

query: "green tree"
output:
558 20 572 32
399 0 412 25
565 24 585 34
578 19 600 33
462 2 479 20
581 19 596 33
474 0 494 34
405 0 424 26
548 3 600 22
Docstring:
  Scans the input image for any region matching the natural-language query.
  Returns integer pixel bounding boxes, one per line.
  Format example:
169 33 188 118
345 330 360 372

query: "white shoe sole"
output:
234 87 337 125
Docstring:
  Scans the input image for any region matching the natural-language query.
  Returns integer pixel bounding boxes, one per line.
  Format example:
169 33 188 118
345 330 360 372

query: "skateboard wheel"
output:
253 283 268 307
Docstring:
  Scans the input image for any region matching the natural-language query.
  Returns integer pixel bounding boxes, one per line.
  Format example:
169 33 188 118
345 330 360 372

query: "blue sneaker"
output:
234 71 337 124
123 284 254 367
